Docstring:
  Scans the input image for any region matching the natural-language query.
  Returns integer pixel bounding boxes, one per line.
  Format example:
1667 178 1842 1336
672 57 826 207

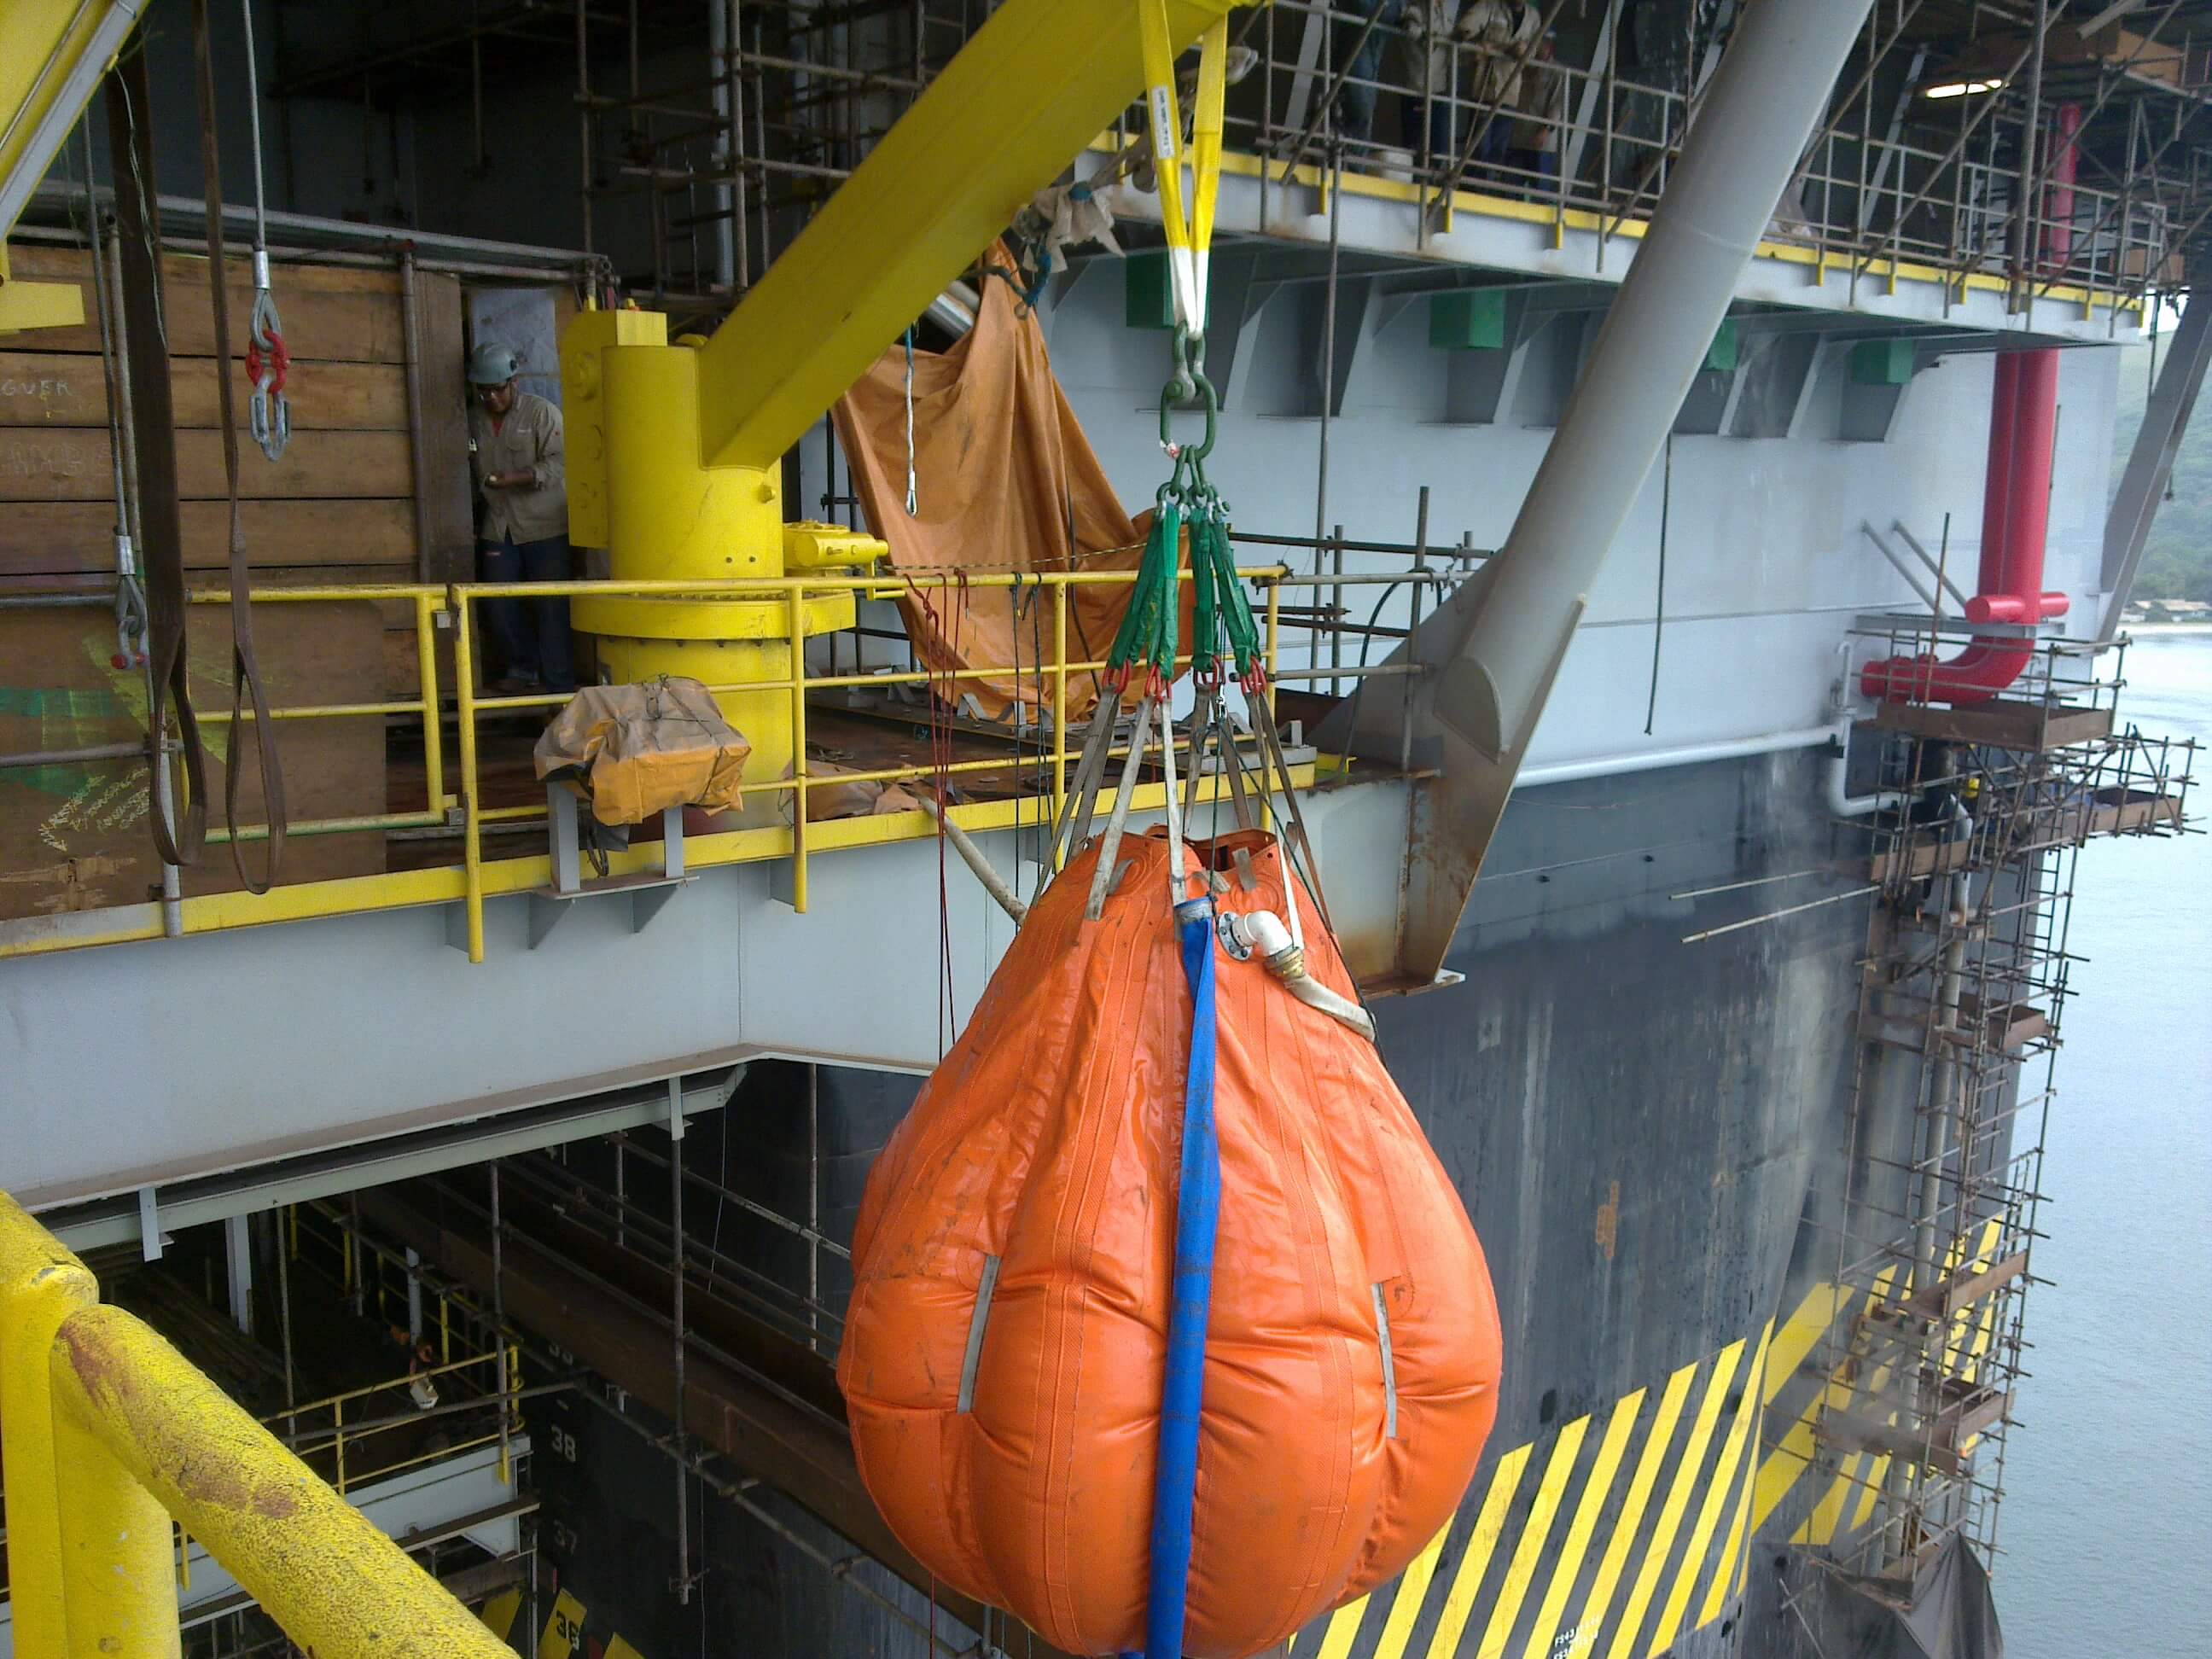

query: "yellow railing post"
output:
3 1194 183 1657
414 593 449 816
1051 577 1068 870
52 1397 176 1659
789 585 810 913
451 589 486 962
1 1193 100 1655
47 1302 512 1659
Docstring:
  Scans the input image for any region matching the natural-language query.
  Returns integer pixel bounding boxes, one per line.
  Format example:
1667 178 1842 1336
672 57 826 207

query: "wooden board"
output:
412 269 476 585
0 352 410 430
0 498 418 577
6 244 406 363
0 602 387 919
1871 697 2115 752
0 428 413 501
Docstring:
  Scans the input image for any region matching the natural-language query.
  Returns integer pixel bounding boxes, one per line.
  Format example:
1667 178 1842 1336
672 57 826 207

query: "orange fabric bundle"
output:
832 253 1184 721
839 829 1502 1658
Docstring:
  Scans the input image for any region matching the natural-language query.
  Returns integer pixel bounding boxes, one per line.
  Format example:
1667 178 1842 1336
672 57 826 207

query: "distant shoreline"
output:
2122 620 2212 636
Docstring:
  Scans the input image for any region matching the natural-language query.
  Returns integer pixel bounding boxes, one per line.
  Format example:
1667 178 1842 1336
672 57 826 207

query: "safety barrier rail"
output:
0 1191 509 1657
1153 0 2178 322
0 564 1365 965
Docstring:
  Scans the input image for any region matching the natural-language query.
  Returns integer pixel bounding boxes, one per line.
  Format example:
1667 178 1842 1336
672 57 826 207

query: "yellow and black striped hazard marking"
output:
533 1586 649 1659
1764 1220 2005 1551
1287 1322 1773 1659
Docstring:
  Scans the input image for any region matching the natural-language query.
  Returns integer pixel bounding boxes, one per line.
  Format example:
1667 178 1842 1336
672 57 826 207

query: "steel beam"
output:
1367 0 1876 984
2099 283 2212 639
40 1070 745 1253
697 0 1240 469
358 1186 1076 1656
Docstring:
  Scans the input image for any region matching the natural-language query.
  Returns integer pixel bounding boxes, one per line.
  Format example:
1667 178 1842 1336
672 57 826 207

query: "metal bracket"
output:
528 788 693 948
137 1185 163 1261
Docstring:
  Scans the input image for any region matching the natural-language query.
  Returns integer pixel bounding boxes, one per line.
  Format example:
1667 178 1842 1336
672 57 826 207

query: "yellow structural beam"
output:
696 0 1243 470
0 0 147 235
0 1192 511 1658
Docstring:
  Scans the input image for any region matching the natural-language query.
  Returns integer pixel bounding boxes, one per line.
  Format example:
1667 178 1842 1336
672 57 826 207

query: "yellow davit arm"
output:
0 0 148 333
696 0 1243 470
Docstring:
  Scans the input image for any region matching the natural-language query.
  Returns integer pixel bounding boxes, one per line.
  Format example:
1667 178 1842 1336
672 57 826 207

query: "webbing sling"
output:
193 0 288 891
105 48 207 870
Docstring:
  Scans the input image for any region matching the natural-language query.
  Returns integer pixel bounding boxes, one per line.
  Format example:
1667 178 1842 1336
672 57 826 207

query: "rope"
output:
902 326 917 516
238 0 289 462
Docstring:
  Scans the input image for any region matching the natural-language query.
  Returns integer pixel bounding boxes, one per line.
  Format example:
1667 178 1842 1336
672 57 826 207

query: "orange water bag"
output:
838 828 1503 1657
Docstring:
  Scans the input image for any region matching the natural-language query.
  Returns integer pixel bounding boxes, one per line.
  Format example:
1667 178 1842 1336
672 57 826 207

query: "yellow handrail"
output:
0 1193 509 1658
0 565 1314 962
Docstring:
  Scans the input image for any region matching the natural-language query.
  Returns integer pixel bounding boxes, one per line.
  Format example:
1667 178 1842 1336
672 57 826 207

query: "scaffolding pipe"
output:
1435 0 1877 760
709 0 739 289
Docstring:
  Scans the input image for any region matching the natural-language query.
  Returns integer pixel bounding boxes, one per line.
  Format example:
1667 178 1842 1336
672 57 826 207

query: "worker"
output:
467 343 576 695
1397 0 1466 165
1334 0 1405 148
1458 0 1541 178
1506 30 1565 185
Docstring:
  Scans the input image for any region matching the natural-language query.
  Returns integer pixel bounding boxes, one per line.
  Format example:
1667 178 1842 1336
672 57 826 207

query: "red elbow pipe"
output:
1860 348 2063 704
1862 114 2080 707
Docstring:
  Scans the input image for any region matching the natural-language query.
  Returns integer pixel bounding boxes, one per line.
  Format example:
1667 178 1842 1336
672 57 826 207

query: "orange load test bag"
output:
839 828 1503 1658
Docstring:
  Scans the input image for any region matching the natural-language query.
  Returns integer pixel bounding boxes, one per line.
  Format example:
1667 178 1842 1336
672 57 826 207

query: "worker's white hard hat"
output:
467 343 521 386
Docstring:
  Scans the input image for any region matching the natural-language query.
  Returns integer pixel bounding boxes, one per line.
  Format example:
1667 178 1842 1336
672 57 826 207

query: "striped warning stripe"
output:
1283 1224 2023 1659
1791 1220 2005 1550
1287 1324 1773 1659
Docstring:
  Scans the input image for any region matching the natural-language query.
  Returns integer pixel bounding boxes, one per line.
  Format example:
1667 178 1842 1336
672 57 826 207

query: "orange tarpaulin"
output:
840 829 1502 1658
833 255 1184 720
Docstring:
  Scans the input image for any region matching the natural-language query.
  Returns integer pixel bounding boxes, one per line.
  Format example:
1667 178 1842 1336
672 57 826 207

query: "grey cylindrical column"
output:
1436 0 1877 758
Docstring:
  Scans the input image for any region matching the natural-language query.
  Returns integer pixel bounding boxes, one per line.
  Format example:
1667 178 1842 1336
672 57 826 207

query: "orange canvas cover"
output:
839 829 1502 1658
833 254 1179 720
533 678 748 826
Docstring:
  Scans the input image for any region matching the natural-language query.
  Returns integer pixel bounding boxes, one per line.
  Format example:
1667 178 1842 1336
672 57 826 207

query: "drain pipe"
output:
1435 0 1877 760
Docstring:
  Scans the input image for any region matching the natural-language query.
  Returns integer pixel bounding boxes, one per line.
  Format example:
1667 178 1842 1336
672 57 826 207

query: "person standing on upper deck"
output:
1335 0 1406 148
1458 0 1541 177
468 343 577 696
1399 0 1467 166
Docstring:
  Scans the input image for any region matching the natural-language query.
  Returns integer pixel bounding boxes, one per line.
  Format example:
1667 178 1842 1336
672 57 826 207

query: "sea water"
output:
1998 631 2212 1658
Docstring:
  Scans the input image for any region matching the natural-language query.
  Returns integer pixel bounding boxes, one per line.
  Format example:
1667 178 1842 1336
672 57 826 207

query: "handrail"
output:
1212 0 2170 313
0 566 1338 963
0 1191 509 1658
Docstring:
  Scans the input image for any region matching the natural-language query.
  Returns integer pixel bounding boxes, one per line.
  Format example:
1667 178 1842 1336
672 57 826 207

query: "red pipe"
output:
1860 108 2079 705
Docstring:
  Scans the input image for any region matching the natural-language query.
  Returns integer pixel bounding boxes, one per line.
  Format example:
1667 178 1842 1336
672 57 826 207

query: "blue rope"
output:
1144 894 1222 1659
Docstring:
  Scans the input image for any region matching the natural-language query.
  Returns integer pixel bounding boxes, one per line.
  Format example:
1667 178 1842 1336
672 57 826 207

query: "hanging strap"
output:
194 0 288 892
1136 2 1228 338
106 46 207 870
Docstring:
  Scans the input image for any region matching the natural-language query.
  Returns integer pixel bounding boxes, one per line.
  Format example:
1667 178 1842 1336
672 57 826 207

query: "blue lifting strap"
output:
1143 893 1224 1659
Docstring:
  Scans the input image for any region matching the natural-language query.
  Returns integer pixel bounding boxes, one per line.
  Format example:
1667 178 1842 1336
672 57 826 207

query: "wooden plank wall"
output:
0 243 420 586
2 242 453 920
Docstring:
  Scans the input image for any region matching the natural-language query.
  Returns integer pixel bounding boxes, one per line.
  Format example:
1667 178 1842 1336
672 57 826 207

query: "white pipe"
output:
1435 0 1877 761
1826 718 1907 818
1518 725 1839 789
1236 910 1377 1043
1500 717 1903 817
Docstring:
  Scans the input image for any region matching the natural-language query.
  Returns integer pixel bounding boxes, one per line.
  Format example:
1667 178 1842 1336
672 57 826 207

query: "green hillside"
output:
2112 341 2212 602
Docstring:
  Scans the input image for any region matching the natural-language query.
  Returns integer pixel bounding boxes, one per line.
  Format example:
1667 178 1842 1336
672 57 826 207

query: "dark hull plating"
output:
532 748 1952 1659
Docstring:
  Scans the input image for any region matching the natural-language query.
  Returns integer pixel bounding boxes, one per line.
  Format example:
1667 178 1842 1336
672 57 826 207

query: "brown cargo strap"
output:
193 0 287 891
107 45 207 870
